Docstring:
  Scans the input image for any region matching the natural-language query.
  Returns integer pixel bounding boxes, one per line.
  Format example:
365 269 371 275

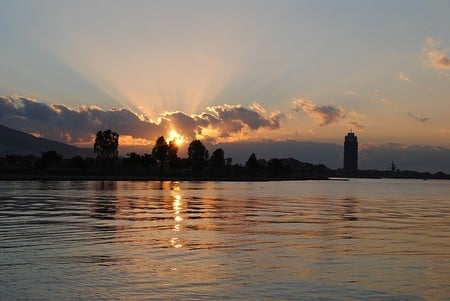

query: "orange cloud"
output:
292 98 345 126
399 72 412 82
423 37 450 70
0 96 284 147
119 135 153 146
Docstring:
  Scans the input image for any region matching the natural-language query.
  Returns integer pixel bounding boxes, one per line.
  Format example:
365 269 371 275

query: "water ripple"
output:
0 179 449 300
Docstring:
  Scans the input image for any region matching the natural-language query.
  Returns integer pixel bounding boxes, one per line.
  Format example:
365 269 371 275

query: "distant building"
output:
344 132 358 170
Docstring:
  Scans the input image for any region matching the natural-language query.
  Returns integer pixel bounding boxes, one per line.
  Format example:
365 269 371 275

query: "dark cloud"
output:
159 111 203 138
0 96 161 143
0 97 17 118
208 104 282 130
0 97 56 120
87 107 159 139
0 96 282 145
292 98 345 126
160 104 282 140
407 112 429 123
19 97 59 120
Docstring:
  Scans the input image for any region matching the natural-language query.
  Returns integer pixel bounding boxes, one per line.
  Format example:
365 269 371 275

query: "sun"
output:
168 130 185 146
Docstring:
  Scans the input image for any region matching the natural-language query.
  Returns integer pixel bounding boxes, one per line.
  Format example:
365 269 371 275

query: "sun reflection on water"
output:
170 237 183 249
172 193 184 248
173 194 182 213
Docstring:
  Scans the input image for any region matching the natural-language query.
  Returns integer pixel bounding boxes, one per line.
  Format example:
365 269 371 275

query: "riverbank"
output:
0 174 328 182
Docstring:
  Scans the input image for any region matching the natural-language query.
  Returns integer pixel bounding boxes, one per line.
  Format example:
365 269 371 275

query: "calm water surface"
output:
0 179 449 300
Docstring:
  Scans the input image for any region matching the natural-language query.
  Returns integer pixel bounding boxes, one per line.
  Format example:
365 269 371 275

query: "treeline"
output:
0 130 329 180
332 168 450 180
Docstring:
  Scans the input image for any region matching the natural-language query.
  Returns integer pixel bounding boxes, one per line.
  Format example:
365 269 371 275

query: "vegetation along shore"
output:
1 130 448 181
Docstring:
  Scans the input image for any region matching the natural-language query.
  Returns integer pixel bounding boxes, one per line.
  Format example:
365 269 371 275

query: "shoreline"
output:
1 174 448 182
0 174 329 182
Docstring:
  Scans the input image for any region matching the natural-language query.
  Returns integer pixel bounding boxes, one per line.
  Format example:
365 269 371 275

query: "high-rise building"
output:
344 132 358 170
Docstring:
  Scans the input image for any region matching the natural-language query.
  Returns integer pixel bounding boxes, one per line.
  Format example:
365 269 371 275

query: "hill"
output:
0 124 92 158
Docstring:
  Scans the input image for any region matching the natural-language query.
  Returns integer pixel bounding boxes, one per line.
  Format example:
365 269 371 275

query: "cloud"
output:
345 111 366 130
425 37 440 48
378 98 392 105
0 96 282 146
292 98 345 126
407 112 429 123
0 96 160 145
339 89 357 96
208 104 282 130
423 37 450 70
249 101 266 114
347 121 365 130
399 72 412 82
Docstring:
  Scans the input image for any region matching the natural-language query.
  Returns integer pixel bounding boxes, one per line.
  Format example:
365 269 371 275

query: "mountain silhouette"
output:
0 124 91 158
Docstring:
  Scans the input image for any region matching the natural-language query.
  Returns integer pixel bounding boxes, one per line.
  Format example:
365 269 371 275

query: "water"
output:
0 179 449 300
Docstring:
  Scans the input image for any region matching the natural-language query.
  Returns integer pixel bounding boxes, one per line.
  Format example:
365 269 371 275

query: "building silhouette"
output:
344 132 358 170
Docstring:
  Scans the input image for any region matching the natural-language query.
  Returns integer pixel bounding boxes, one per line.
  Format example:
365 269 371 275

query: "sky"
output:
1 1 450 170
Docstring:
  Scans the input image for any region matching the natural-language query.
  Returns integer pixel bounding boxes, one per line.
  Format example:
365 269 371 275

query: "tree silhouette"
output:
94 130 119 161
188 139 209 171
71 155 87 172
268 158 283 174
94 130 119 173
210 148 225 171
124 152 142 166
168 140 179 170
142 154 156 168
245 153 259 171
36 150 62 170
152 136 169 161
391 161 397 172
152 136 169 173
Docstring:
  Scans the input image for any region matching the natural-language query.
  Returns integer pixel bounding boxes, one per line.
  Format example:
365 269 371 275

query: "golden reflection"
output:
172 182 180 191
173 194 182 213
170 237 183 249
172 193 184 248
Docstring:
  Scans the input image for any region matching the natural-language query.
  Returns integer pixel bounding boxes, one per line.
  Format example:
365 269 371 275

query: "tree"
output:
152 136 169 172
245 153 259 171
36 150 62 170
168 140 179 170
141 154 156 168
391 161 397 172
210 148 225 171
94 130 119 161
71 155 87 172
268 158 284 174
188 139 209 171
41 150 62 165
168 141 178 158
123 152 142 166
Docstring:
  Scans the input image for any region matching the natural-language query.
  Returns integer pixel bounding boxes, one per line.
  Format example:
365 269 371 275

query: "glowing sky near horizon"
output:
1 0 450 147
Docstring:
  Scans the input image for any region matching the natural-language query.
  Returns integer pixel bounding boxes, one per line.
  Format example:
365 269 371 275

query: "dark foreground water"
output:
0 179 449 300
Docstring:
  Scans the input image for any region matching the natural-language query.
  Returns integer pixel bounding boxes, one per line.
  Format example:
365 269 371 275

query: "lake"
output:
0 179 449 300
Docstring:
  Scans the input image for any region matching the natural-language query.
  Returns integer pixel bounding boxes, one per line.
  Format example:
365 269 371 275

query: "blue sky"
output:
1 1 450 155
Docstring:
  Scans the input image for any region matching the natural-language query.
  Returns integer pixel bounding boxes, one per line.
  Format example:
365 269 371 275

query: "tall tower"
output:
344 132 358 170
